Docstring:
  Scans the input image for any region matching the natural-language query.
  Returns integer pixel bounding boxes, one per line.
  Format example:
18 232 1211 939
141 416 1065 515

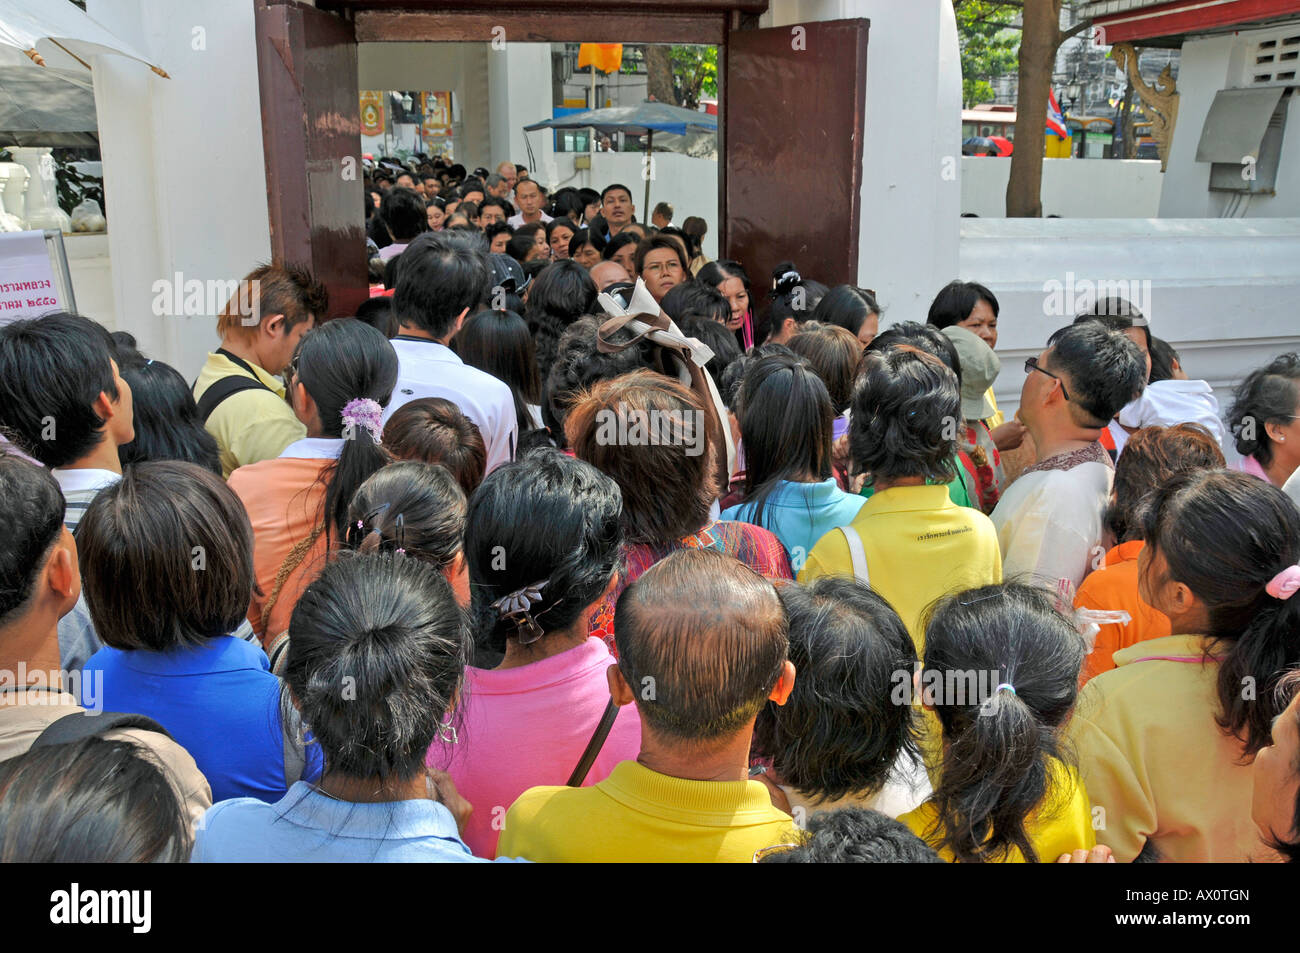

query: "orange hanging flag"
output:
577 43 623 74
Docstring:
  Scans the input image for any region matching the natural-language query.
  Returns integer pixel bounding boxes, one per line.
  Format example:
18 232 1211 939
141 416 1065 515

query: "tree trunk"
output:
1118 78 1137 159
1006 0 1062 217
645 45 676 105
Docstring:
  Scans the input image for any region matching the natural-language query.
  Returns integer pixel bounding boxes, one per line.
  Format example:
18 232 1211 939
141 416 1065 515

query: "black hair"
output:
0 312 119 468
484 222 514 248
633 234 689 277
346 461 465 573
1138 469 1300 757
788 322 864 416
546 217 576 243
354 296 399 338
1073 297 1152 352
542 315 652 443
378 186 428 243
1148 337 1180 384
285 553 468 786
676 314 742 385
736 354 835 532
850 347 960 486
112 343 221 474
464 448 622 653
523 259 597 380
921 583 1086 863
1227 352 1300 467
812 285 881 339
455 309 541 436
754 578 921 803
292 318 398 546
600 183 633 203
505 231 537 263
764 262 828 344
0 736 191 862
393 231 492 340
867 320 962 380
758 808 944 864
660 280 729 326
0 453 65 627
568 228 597 259
602 231 640 263
926 280 1000 329
717 342 796 413
697 259 751 295
382 398 485 498
478 196 508 218
1045 321 1147 428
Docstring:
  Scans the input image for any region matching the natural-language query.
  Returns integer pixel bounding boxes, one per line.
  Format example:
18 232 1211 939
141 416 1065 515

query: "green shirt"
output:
860 455 975 509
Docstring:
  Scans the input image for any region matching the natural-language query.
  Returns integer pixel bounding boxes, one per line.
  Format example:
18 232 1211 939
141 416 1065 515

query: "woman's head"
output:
289 318 398 543
346 461 466 584
524 260 598 379
737 354 834 530
1137 469 1300 756
382 397 486 498
78 461 254 652
753 578 920 804
455 308 541 435
1253 670 1300 861
569 228 601 269
660 280 729 327
0 736 190 862
426 196 447 231
465 448 622 653
764 263 829 346
849 347 960 487
927 280 1000 350
788 322 863 416
1227 352 1300 474
603 231 641 276
567 369 715 546
922 583 1085 863
285 553 468 784
697 259 753 336
812 285 881 348
547 219 576 260
542 316 652 443
115 351 221 474
1106 424 1225 543
867 320 961 379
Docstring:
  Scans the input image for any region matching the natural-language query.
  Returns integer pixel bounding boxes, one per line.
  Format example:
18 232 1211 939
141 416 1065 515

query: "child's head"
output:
0 312 133 468
753 578 919 804
920 583 1086 863
758 808 943 864
383 397 486 499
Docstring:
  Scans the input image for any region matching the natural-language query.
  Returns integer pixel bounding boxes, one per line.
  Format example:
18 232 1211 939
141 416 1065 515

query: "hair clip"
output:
491 580 549 645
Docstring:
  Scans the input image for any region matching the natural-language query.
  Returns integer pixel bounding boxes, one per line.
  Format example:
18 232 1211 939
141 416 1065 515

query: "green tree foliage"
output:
627 45 717 109
953 0 1021 107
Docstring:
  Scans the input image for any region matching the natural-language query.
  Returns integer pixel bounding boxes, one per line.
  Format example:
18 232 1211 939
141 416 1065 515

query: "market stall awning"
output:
0 0 169 77
524 100 717 137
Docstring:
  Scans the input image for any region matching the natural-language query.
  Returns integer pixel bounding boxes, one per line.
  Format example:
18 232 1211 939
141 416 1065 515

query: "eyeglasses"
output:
1024 356 1070 403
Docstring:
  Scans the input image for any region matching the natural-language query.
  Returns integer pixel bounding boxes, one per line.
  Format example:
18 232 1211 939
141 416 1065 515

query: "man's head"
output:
0 454 79 640
215 262 327 375
422 175 442 198
601 184 635 230
495 161 518 192
394 231 491 342
0 313 134 468
635 235 688 303
478 197 509 227
651 201 674 229
1073 299 1152 383
379 186 428 243
485 173 510 200
394 172 416 191
587 259 630 292
514 179 545 218
1020 322 1146 439
611 548 794 748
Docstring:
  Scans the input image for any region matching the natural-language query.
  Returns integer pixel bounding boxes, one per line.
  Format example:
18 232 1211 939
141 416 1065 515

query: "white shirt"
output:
1116 379 1226 452
279 437 345 460
383 338 518 474
991 445 1114 600
506 211 553 228
51 467 121 533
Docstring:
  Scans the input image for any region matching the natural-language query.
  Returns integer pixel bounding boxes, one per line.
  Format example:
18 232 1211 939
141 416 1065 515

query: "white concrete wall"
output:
89 0 272 381
962 158 1164 218
489 44 554 176
763 0 962 318
65 234 115 331
958 217 1300 445
1160 29 1300 218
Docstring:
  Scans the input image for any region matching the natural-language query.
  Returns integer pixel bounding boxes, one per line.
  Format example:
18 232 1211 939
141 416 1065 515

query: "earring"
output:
439 721 458 745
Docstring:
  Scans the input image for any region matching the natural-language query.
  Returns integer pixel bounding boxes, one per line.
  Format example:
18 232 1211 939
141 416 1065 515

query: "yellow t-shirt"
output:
497 760 799 863
901 758 1094 862
1067 633 1274 863
194 351 306 478
985 388 1005 429
798 484 1003 653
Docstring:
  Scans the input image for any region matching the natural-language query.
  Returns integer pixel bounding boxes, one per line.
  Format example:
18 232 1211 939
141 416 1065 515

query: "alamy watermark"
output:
593 402 706 458
151 274 261 325
1042 272 1151 321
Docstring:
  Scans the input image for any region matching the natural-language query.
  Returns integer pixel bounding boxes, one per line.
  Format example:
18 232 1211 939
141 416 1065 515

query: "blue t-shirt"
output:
82 636 321 803
721 478 866 571
192 782 506 863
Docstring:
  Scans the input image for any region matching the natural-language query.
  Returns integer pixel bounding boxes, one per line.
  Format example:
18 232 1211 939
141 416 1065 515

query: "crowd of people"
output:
0 155 1299 864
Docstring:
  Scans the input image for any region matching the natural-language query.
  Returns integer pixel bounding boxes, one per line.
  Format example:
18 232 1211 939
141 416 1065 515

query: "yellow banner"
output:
359 90 384 137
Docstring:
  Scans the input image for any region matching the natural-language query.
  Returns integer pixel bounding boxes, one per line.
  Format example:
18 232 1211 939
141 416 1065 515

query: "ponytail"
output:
921 584 1085 863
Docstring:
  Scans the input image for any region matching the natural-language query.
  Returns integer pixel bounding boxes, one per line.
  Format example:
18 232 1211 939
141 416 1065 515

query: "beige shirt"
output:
194 351 306 478
0 689 213 832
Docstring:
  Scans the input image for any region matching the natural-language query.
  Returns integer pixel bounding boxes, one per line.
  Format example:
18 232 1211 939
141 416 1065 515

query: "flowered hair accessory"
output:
341 397 384 445
1266 565 1300 601
491 580 549 645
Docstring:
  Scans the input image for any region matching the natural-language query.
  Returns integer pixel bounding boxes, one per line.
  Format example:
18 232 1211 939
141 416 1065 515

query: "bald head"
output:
588 260 630 291
614 549 789 743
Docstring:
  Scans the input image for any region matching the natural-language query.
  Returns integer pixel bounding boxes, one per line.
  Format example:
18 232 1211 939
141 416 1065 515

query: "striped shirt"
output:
51 468 120 534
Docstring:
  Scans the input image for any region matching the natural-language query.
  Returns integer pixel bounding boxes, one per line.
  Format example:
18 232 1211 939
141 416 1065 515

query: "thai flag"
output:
1046 88 1069 138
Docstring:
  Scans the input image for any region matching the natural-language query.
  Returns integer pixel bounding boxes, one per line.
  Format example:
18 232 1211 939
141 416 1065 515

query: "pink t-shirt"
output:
426 637 641 858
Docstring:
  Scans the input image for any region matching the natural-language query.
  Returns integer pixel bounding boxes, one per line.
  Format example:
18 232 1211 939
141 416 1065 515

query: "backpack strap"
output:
196 374 273 423
33 710 173 748
838 525 871 586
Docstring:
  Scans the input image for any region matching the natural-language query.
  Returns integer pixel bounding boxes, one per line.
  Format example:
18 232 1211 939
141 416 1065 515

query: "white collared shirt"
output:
506 211 553 228
278 437 345 460
51 467 121 533
383 338 518 474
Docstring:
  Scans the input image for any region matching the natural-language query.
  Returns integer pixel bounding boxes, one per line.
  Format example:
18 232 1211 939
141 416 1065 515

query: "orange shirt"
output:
1073 540 1171 683
228 456 333 645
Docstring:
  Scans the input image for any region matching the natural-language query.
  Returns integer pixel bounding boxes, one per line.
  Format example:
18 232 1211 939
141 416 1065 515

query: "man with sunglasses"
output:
991 322 1146 601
